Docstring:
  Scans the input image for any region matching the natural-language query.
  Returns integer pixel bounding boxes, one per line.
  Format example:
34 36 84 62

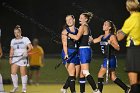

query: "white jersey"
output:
10 37 31 66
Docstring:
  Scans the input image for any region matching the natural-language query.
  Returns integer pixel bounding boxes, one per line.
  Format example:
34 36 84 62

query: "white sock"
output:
11 74 18 88
21 75 28 90
0 74 4 92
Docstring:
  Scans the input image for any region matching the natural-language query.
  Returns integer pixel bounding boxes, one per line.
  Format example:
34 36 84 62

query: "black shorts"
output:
125 46 140 72
29 66 41 71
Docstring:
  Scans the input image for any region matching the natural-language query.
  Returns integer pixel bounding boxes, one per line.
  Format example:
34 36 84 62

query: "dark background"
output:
0 0 130 55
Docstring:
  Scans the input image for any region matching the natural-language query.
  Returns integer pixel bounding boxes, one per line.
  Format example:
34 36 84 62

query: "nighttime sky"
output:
0 0 130 54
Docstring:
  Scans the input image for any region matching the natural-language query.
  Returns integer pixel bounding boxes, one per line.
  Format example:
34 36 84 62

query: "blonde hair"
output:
126 0 140 12
14 25 22 32
82 12 93 23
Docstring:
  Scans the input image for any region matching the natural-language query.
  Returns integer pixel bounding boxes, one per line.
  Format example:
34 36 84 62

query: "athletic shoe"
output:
29 79 33 84
93 89 101 93
60 88 67 93
125 87 131 93
0 91 7 93
10 87 18 93
22 89 26 93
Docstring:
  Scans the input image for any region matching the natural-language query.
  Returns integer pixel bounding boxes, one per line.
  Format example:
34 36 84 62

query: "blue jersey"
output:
100 34 117 69
66 27 79 49
61 27 80 65
100 34 116 57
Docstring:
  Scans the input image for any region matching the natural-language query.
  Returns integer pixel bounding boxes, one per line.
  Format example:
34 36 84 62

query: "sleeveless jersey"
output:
100 34 116 57
66 27 79 49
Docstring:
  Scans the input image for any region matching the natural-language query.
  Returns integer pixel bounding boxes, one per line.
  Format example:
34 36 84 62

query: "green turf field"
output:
0 56 129 93
3 84 126 93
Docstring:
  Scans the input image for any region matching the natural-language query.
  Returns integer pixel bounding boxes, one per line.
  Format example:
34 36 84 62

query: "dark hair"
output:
63 15 75 29
106 20 116 35
66 15 75 19
33 38 39 45
82 12 93 23
14 25 21 32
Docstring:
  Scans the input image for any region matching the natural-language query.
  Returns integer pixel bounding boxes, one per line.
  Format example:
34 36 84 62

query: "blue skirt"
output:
102 55 117 69
79 47 92 64
61 48 80 65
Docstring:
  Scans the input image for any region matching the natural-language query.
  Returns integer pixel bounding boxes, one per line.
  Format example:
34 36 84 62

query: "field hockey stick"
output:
11 55 27 65
106 57 109 83
9 54 24 58
106 43 110 83
54 50 78 70
10 52 30 65
72 2 105 23
2 2 62 47
54 61 62 70
54 55 72 70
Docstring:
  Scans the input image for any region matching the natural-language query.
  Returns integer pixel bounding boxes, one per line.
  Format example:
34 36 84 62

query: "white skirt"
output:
12 57 28 66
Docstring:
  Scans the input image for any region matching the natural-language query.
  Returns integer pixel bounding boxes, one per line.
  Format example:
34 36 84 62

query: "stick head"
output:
54 62 62 70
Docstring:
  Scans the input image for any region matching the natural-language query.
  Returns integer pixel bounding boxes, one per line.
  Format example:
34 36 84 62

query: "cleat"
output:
29 79 33 85
10 87 18 93
0 91 7 93
60 88 67 93
93 89 101 93
22 89 26 93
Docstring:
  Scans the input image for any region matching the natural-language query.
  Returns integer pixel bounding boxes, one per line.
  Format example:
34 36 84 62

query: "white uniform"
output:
10 37 31 66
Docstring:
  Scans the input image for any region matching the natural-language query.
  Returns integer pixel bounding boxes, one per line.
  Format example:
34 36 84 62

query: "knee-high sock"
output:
69 76 76 93
114 78 128 91
63 77 70 89
11 74 18 88
98 78 104 92
79 77 86 93
0 74 4 92
86 75 97 91
21 75 28 90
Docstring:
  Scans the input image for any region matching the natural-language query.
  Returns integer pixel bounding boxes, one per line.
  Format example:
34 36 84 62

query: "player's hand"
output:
27 63 30 67
23 52 28 57
89 36 93 43
62 31 69 36
108 40 111 44
64 54 69 60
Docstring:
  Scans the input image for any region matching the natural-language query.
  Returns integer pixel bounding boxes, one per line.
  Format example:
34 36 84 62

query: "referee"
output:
117 0 140 93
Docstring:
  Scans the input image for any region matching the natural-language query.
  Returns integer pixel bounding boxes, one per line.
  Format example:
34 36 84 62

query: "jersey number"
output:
17 45 19 49
101 46 105 54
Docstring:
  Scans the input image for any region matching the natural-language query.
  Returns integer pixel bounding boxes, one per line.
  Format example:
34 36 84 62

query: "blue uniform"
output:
100 34 117 69
79 26 92 64
61 27 80 65
79 46 92 64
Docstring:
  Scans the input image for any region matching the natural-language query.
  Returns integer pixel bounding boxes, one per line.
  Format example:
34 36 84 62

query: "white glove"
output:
89 36 93 42
64 54 69 60
26 63 30 67
22 52 28 57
